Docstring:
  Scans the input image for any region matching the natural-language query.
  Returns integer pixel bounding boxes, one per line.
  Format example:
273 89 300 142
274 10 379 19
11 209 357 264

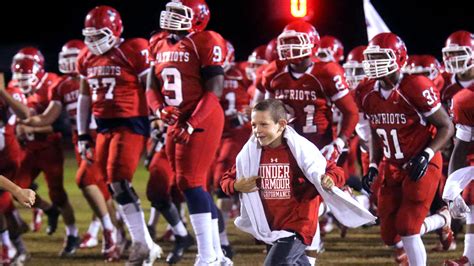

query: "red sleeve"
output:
76 48 89 78
452 88 474 125
319 62 351 102
146 85 165 114
120 38 150 76
49 77 64 103
220 164 237 196
187 91 221 128
333 93 358 139
325 159 345 187
259 62 279 94
400 75 441 117
193 31 227 68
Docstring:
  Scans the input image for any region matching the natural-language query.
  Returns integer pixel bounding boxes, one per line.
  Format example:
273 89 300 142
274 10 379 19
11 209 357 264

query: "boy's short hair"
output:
253 99 287 123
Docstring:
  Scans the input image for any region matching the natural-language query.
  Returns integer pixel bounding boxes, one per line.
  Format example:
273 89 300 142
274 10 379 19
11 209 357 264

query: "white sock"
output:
465 205 474 262
66 224 78 237
87 218 101 237
117 202 154 248
171 221 188 237
219 230 230 246
401 234 426 266
464 234 474 262
307 256 316 266
1 230 12 247
190 213 216 262
420 213 446 235
101 214 114 231
211 219 225 259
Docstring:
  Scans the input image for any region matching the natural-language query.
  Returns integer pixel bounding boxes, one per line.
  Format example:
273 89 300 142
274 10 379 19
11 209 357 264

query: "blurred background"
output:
0 0 472 75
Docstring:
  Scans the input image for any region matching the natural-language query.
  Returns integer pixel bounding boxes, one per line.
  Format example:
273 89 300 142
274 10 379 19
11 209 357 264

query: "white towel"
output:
234 126 376 244
443 166 474 201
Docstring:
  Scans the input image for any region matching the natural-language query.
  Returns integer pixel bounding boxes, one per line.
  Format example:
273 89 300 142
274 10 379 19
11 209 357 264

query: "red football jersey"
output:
77 38 150 119
149 30 227 119
360 75 441 165
51 75 97 132
220 65 251 136
262 61 350 146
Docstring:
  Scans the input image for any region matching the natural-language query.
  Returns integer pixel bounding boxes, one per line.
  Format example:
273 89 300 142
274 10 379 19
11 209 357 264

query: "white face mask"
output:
160 1 194 31
442 45 474 74
363 46 399 79
277 30 313 61
83 27 117 55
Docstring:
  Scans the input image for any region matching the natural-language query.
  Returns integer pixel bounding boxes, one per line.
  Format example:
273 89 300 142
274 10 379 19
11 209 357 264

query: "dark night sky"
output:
0 0 472 76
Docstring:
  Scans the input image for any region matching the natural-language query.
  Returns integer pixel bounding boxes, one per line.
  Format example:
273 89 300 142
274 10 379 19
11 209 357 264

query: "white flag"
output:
363 0 390 41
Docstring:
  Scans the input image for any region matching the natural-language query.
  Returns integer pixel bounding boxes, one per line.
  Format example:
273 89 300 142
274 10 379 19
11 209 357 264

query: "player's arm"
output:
333 93 359 143
0 174 35 208
21 101 62 127
448 137 471 175
425 108 454 155
361 127 383 193
0 73 29 119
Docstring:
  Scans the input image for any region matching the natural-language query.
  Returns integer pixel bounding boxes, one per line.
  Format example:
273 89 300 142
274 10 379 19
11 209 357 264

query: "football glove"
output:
448 195 471 219
405 151 429 182
160 106 181 126
170 122 194 144
78 134 94 165
320 137 345 161
362 166 378 194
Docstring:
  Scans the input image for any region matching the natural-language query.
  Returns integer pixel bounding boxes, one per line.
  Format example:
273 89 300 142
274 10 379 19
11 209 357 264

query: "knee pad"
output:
108 180 139 205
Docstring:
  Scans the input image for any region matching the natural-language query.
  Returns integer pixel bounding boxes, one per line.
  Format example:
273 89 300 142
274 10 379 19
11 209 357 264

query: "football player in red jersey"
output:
0 72 32 264
403 55 445 92
442 30 474 266
146 0 232 264
316 35 345 63
76 6 162 265
264 20 358 163
20 40 124 261
359 32 453 265
9 49 82 256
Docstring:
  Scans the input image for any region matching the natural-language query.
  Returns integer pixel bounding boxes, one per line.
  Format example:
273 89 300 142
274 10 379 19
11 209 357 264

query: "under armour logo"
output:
270 158 278 163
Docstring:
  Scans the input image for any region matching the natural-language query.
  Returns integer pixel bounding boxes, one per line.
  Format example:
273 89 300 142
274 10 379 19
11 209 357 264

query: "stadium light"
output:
290 0 307 18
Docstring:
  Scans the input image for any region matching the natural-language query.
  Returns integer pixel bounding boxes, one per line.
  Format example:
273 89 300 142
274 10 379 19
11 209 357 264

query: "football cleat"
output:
166 234 195 264
79 233 99 249
59 235 80 257
31 208 43 232
102 229 120 262
444 256 470 266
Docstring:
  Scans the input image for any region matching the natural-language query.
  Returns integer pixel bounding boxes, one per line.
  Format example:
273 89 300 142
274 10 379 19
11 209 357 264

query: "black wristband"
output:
78 134 92 141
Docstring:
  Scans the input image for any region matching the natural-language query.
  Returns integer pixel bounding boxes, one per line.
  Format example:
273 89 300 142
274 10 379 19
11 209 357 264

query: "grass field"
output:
15 151 466 265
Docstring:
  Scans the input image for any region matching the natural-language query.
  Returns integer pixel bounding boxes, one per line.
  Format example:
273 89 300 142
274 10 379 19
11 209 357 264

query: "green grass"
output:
16 152 466 265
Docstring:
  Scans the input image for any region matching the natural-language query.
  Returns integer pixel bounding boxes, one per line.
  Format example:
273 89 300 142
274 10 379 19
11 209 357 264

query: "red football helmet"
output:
160 0 210 33
59 40 86 74
11 58 45 94
317 35 345 62
82 5 123 55
442 30 474 74
363 32 407 79
402 54 441 81
343 45 367 90
277 21 320 61
265 38 279 62
12 47 45 66
246 45 268 80
223 40 235 72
